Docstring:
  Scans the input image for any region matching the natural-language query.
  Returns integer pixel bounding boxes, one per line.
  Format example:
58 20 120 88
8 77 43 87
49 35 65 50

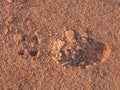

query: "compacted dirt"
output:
0 0 120 90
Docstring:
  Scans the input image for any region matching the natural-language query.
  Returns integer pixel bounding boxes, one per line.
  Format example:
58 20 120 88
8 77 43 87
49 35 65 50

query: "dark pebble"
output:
29 49 38 56
18 50 24 55
21 35 27 42
32 36 38 43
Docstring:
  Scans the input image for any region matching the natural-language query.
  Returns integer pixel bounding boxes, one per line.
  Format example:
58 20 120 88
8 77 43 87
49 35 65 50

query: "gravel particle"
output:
29 49 38 56
7 0 12 3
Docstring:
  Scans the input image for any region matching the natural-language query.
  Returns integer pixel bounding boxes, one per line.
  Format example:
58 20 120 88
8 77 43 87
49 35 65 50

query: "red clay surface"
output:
0 0 120 90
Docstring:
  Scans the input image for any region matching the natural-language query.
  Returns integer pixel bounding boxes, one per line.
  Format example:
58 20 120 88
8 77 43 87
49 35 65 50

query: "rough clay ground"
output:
0 0 120 90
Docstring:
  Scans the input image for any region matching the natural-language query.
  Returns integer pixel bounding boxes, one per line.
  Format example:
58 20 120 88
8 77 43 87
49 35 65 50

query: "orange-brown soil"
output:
0 0 120 90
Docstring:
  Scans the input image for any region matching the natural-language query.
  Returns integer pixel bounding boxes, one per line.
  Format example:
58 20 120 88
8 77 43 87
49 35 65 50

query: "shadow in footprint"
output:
59 37 109 68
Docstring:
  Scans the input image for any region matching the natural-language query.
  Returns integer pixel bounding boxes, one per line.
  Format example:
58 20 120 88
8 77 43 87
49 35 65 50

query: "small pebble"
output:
29 49 38 56
65 30 75 41
32 36 38 43
18 50 24 56
7 0 12 3
21 35 27 42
